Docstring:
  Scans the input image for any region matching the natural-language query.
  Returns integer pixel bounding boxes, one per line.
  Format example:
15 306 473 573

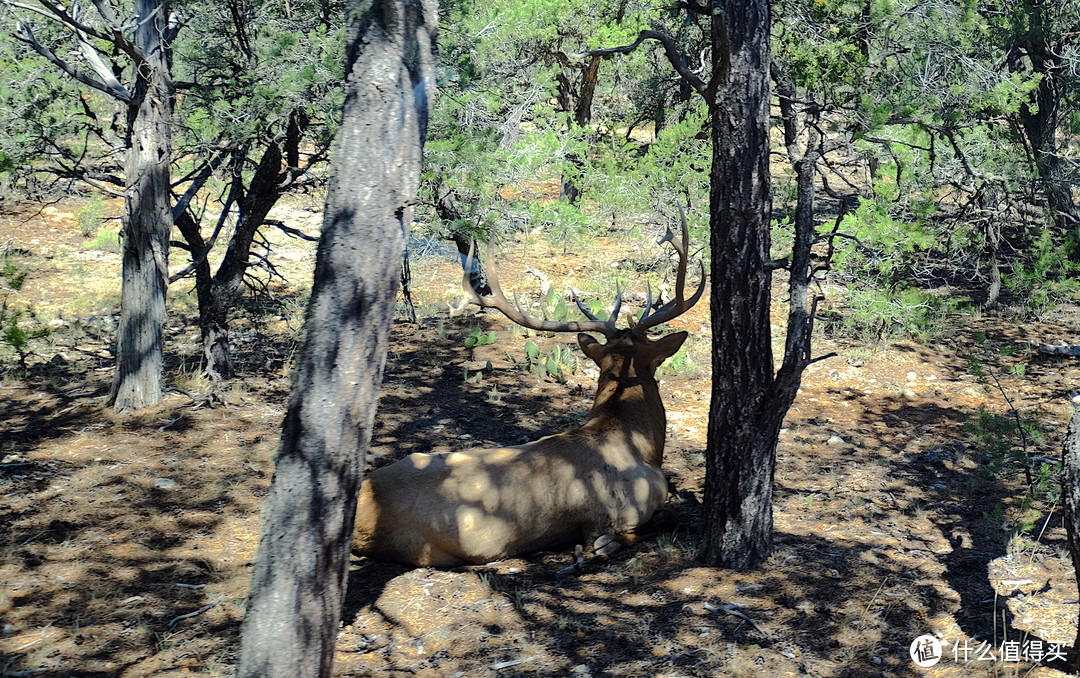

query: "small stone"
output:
154 478 178 490
906 371 917 381
826 434 845 446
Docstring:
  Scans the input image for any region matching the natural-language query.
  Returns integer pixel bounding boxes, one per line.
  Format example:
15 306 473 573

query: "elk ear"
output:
648 331 688 369
578 333 603 362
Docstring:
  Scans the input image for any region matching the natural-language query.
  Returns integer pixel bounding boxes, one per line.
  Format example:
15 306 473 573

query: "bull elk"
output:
353 217 704 567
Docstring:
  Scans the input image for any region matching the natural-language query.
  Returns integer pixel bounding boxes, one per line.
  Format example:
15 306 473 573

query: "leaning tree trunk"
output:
1063 395 1080 672
236 0 435 675
109 0 173 413
701 0 780 569
172 211 223 378
200 141 287 381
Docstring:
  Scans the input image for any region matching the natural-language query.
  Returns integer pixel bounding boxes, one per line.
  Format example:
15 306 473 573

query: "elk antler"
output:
457 208 704 338
459 239 622 339
633 204 706 334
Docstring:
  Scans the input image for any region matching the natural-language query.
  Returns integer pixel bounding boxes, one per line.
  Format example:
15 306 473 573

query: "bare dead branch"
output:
171 142 233 223
264 219 318 242
13 21 131 102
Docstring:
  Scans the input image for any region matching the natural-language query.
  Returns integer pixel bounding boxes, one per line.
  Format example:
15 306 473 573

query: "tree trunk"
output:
436 189 491 296
173 211 228 380
175 138 293 382
983 217 1003 310
1012 0 1079 246
201 140 286 380
236 0 435 675
558 55 601 205
701 0 780 569
108 0 173 413
1062 395 1080 672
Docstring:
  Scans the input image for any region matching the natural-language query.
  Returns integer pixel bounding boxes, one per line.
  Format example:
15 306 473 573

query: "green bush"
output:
1003 227 1080 317
515 340 577 383
1 255 28 290
83 229 123 253
0 299 50 371
76 193 107 238
826 286 970 343
464 326 497 348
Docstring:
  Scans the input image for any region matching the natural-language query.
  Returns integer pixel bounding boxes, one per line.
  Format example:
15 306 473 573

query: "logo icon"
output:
910 634 942 667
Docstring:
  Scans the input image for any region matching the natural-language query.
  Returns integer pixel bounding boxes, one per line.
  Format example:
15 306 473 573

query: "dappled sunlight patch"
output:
1 192 1079 675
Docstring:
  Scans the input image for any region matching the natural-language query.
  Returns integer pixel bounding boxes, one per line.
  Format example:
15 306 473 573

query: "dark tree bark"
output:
1063 395 1080 672
556 54 602 204
590 3 819 569
199 140 287 381
1008 0 1079 244
701 0 785 569
236 0 435 675
109 0 174 412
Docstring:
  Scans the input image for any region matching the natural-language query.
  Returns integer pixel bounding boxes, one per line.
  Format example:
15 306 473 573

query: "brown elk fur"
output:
352 329 687 567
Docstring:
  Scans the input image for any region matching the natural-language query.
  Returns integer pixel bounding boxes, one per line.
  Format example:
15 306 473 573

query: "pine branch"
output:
584 30 708 97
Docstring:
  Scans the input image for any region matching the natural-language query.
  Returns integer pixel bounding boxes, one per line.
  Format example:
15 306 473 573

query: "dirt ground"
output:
2 197 1080 677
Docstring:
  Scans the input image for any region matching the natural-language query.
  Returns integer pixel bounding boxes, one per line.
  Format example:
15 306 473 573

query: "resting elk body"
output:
353 219 704 567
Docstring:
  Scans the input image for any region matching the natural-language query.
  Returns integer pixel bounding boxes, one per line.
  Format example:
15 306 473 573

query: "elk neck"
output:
583 354 667 467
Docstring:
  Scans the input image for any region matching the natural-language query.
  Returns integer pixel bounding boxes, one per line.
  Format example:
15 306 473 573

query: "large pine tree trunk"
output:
109 0 173 413
236 0 436 675
701 0 779 569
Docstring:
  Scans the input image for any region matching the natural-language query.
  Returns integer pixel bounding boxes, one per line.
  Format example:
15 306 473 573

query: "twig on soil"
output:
158 416 184 431
492 657 534 670
167 599 220 628
862 577 889 624
0 462 35 471
703 601 770 639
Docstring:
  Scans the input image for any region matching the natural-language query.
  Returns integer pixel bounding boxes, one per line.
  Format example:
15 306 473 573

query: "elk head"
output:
353 212 704 567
